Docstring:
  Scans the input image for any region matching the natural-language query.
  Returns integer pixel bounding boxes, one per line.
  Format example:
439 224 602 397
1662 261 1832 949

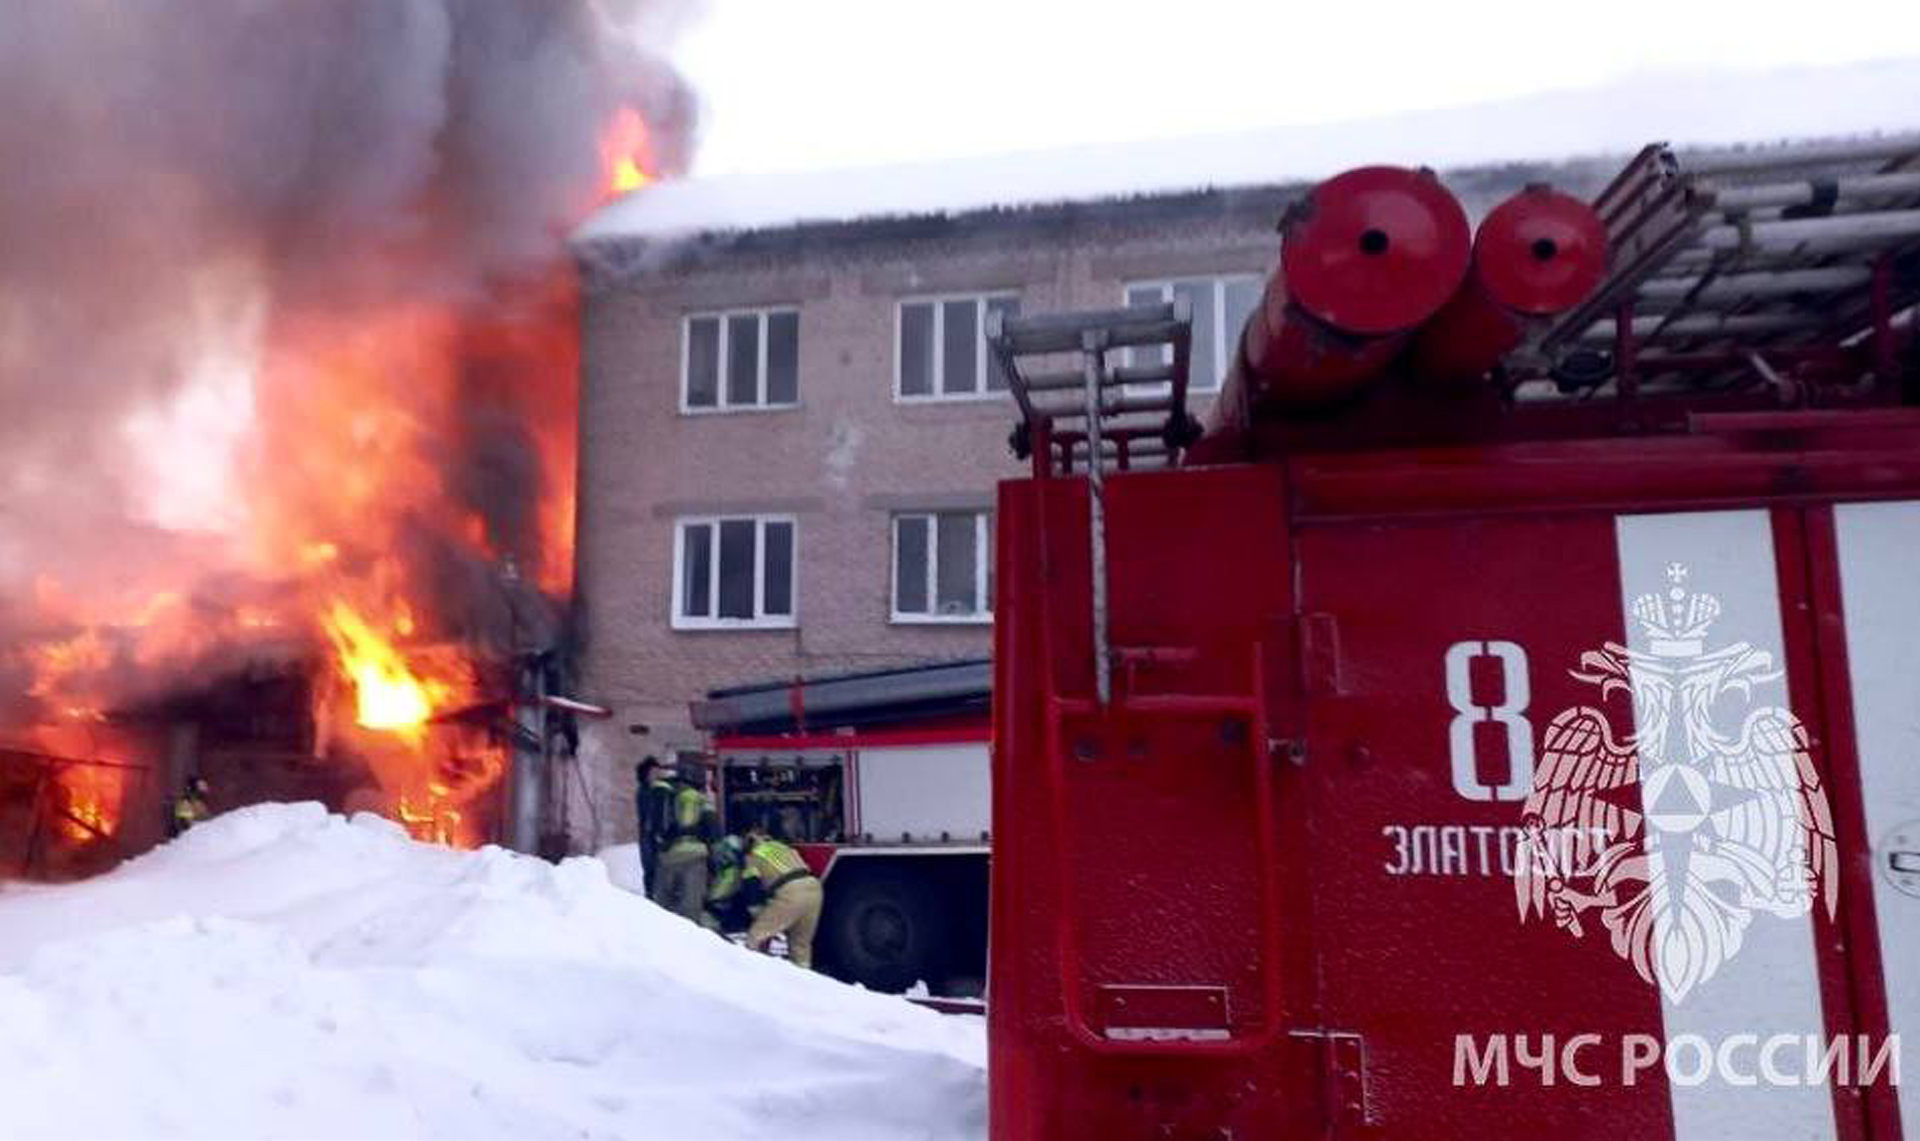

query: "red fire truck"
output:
691 660 991 994
986 138 1920 1138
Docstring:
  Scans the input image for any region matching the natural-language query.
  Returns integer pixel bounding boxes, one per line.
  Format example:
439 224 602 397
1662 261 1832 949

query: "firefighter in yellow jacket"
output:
650 768 718 924
741 823 823 970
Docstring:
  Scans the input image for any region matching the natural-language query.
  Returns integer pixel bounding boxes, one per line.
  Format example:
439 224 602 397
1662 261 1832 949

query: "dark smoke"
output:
0 0 696 710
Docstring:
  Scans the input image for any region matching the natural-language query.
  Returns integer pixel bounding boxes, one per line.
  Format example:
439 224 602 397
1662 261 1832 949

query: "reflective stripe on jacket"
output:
743 839 815 893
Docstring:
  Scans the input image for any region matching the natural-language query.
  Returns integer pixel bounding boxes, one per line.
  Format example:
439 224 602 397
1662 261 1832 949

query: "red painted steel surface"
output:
1410 185 1608 385
1282 166 1473 336
990 411 1920 1137
1240 166 1470 409
992 466 1324 1138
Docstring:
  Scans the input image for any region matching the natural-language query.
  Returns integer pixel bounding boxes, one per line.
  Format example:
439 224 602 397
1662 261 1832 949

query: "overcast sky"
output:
669 0 1920 176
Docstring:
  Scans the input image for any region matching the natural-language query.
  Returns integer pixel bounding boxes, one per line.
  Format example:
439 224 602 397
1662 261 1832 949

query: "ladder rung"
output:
993 303 1191 354
1021 362 1179 392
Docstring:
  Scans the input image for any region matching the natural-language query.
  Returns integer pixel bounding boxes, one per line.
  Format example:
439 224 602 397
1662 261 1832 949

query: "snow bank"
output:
0 804 985 1140
575 58 1920 244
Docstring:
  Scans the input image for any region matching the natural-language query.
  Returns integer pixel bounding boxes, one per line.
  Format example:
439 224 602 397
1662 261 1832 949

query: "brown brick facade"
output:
565 163 1611 848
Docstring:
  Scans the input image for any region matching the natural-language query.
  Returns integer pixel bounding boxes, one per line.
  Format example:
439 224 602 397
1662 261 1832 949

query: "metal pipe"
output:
1698 209 1920 252
1683 135 1920 175
1410 185 1608 384
508 658 546 854
1578 311 1823 343
1081 330 1111 706
1637 266 1874 301
1700 171 1920 213
1201 165 1469 437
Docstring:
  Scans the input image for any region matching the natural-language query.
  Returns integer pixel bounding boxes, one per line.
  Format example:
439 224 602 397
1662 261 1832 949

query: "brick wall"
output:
564 162 1616 849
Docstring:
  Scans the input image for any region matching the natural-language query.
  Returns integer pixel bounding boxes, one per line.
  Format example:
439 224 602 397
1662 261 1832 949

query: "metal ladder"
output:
1532 133 1920 400
986 300 1202 477
986 301 1201 705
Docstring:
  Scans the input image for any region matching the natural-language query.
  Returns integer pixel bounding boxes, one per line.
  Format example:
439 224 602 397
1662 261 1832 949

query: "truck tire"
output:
821 865 948 994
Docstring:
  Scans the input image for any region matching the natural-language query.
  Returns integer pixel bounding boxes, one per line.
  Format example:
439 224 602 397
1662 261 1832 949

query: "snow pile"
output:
0 804 985 1140
575 57 1920 244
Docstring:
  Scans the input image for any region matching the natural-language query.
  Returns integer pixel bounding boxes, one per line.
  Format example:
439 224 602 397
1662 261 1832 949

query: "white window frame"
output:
680 307 800 414
893 292 1019 403
890 510 992 624
1122 275 1262 393
671 514 799 630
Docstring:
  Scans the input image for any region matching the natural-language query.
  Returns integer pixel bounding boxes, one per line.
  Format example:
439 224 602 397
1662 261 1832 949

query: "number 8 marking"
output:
1445 641 1534 802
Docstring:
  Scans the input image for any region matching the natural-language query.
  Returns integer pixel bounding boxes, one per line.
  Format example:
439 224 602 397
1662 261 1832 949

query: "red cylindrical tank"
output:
1241 165 1471 407
1409 184 1608 385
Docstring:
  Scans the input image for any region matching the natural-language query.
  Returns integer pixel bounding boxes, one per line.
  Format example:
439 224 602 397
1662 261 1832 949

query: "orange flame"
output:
54 764 124 843
600 106 653 196
319 601 450 743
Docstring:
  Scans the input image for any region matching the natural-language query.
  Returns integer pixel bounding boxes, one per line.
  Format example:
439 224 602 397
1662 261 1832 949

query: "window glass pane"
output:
899 303 934 396
761 521 793 617
895 516 929 614
942 299 979 395
725 315 760 406
765 311 799 405
1126 285 1168 371
983 514 995 612
686 317 720 408
1221 277 1261 390
717 519 756 618
1173 280 1216 393
681 523 712 617
936 512 978 615
985 296 1019 391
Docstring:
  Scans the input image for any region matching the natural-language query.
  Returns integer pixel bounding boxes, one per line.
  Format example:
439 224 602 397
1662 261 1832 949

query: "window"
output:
892 511 992 622
673 515 797 628
1124 276 1262 392
896 293 1020 400
682 309 800 412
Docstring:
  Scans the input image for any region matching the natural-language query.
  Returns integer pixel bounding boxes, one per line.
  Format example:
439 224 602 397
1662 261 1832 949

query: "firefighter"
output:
169 775 211 837
701 833 748 935
634 756 676 891
741 823 823 970
650 765 718 924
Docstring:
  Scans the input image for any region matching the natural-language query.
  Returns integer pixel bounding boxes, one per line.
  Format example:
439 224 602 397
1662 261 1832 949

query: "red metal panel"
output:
991 464 1328 1139
992 432 1920 1139
1294 513 1673 1137
1289 421 1920 522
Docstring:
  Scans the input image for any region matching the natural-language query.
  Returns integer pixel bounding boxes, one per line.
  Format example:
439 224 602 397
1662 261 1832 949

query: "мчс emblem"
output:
1514 563 1837 1003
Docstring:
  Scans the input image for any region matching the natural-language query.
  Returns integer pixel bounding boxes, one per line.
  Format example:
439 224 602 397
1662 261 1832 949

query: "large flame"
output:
2 103 659 866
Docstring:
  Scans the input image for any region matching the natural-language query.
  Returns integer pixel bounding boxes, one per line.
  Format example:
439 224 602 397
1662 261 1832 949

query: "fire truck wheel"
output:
822 866 948 994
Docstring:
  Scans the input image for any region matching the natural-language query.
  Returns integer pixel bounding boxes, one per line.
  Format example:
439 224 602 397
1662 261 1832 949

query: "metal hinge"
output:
1289 1029 1370 1130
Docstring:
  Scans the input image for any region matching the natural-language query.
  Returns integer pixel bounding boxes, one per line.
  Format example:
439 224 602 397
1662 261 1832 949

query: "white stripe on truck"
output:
1616 511 1836 1141
1835 500 1920 1137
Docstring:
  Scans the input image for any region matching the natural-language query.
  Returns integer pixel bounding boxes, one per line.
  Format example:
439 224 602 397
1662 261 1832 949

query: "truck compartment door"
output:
1297 508 1849 1139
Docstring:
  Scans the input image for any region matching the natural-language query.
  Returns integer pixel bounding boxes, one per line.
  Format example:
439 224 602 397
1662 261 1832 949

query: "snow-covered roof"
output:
575 58 1920 246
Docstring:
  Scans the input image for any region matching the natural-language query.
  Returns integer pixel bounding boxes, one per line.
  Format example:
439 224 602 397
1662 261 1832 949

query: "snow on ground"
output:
0 804 985 1141
575 57 1920 245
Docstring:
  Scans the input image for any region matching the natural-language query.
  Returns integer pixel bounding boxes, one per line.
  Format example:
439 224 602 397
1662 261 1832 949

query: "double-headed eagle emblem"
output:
1515 563 1837 1003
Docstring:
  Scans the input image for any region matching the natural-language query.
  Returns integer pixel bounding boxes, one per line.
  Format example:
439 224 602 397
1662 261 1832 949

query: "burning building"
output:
0 0 693 876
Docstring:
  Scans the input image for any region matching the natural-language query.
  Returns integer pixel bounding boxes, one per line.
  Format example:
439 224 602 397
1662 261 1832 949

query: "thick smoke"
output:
0 0 695 716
